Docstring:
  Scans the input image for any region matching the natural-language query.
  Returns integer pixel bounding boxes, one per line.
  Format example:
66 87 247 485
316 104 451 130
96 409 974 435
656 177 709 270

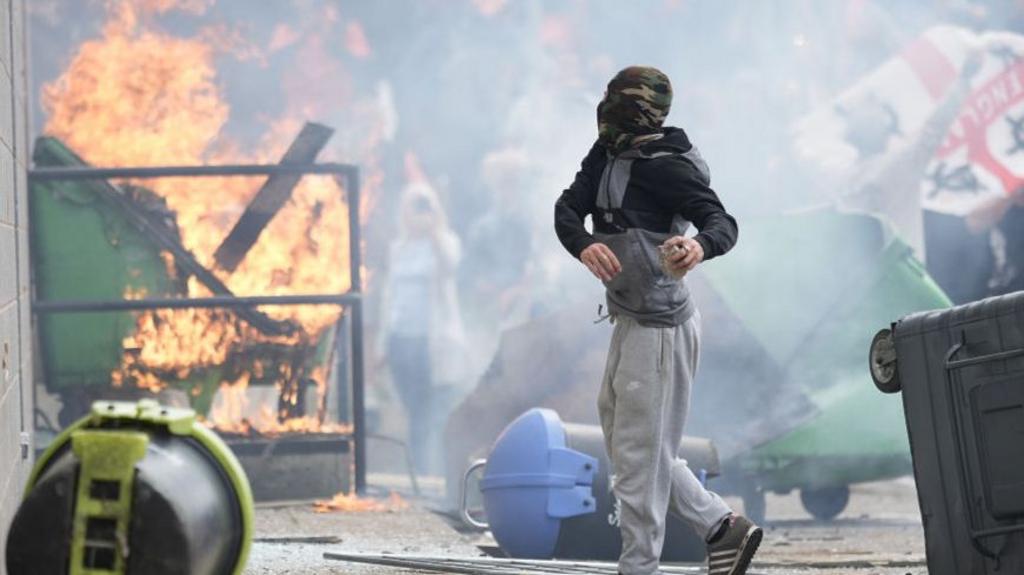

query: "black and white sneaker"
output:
706 515 762 575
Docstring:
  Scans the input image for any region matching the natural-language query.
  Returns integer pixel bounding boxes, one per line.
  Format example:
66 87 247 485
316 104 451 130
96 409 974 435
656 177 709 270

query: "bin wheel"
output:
869 328 901 393
741 488 766 525
800 485 850 521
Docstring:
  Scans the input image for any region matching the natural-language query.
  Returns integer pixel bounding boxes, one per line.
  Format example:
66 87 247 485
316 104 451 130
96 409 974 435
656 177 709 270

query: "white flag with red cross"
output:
794 25 1024 235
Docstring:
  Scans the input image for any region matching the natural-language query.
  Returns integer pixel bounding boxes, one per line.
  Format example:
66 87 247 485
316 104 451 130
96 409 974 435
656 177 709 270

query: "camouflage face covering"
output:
597 66 673 153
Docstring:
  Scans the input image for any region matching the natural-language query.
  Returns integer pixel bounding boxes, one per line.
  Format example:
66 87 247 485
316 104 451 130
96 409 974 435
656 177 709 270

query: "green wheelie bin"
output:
698 207 951 521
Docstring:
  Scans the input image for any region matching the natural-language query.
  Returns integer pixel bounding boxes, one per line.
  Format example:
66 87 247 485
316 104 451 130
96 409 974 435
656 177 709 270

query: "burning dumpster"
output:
29 124 369 498
31 136 200 416
870 291 1024 574
32 129 330 412
6 400 254 575
461 409 718 562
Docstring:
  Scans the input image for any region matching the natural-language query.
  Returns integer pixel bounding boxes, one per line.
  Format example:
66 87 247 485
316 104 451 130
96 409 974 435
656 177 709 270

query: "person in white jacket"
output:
378 182 465 474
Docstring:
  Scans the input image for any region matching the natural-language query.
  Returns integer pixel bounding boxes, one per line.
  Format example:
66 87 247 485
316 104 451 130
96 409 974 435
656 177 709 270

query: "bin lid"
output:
894 290 1024 338
480 409 597 558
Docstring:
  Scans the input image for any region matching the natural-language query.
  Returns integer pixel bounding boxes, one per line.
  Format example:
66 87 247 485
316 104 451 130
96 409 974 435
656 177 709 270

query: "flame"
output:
205 366 354 436
42 0 378 435
42 2 228 166
313 491 409 513
344 22 372 59
268 24 300 53
135 0 212 16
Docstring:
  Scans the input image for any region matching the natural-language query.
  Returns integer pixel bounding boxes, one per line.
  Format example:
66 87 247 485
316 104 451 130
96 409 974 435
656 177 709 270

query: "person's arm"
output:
432 227 461 273
554 143 603 259
658 156 738 274
555 143 622 281
665 157 738 260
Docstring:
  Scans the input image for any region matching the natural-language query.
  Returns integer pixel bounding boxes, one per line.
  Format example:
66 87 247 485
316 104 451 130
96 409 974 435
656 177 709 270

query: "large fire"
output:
42 0 373 434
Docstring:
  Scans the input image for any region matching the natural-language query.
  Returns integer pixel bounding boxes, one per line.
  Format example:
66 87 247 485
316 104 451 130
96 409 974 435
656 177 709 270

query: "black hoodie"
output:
554 127 738 260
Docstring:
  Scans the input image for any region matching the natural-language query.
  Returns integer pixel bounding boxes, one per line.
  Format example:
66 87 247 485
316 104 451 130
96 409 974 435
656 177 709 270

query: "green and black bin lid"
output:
5 400 254 575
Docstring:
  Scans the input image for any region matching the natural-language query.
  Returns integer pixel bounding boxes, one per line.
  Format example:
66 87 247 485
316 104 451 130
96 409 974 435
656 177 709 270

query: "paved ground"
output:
245 476 928 574
732 477 926 574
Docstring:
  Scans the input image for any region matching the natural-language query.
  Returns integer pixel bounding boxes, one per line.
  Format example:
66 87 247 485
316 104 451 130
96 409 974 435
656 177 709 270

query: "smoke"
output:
27 1 1024 483
26 0 983 271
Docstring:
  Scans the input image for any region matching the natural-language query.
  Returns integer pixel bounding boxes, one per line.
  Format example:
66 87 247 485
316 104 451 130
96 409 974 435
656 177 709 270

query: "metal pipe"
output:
322 552 707 574
33 293 360 313
333 312 352 425
29 163 357 181
345 169 368 495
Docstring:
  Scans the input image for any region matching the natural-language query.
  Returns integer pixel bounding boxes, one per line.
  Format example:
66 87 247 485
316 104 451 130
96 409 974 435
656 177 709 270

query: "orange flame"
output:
344 22 372 59
42 0 377 434
313 491 409 513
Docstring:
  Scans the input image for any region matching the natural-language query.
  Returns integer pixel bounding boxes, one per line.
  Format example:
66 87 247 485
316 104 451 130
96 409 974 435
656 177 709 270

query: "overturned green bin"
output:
5 400 254 575
30 136 333 424
31 138 185 404
692 208 952 521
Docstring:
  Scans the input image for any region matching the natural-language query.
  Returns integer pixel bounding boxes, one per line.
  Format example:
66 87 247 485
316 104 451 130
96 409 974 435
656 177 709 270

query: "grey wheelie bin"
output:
869 291 1024 575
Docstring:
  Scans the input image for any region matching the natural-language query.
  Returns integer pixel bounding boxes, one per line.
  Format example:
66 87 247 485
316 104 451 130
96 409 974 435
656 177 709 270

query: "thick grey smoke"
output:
26 1 1024 484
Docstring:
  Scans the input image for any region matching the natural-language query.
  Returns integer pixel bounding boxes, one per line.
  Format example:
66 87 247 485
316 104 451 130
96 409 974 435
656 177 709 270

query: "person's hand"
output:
663 236 704 275
580 243 622 282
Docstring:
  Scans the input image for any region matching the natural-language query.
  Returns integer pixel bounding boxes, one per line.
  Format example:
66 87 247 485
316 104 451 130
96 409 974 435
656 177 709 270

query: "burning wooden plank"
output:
213 122 335 272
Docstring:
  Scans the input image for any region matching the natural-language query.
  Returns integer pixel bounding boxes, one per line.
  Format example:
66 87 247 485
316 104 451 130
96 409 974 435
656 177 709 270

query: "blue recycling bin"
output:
465 408 717 562
478 408 598 558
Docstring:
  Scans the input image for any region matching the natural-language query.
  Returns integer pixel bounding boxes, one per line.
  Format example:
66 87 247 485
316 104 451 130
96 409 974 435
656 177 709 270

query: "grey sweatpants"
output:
598 312 732 575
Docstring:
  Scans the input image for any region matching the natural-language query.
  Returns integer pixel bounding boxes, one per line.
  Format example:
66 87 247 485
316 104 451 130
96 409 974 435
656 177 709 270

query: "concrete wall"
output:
0 0 32 570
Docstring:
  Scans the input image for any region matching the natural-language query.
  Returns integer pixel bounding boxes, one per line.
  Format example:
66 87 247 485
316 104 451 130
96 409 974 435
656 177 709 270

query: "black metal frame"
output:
28 162 369 494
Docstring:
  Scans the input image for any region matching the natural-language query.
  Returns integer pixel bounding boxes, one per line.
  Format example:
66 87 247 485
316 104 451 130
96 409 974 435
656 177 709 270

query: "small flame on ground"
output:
313 491 409 514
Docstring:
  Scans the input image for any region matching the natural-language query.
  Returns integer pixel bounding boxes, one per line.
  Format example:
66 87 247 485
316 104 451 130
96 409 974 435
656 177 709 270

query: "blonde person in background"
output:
378 182 466 474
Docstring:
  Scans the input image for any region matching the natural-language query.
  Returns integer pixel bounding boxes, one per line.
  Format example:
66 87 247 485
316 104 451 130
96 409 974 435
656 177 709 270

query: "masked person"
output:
554 66 759 575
